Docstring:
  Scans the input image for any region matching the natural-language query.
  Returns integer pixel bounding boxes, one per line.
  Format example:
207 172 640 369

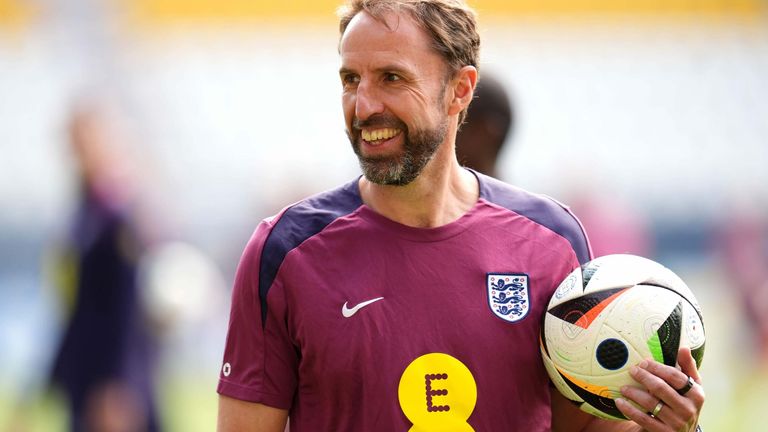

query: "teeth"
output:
362 128 400 142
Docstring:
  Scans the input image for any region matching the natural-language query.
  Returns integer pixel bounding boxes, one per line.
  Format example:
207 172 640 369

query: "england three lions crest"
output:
487 273 530 323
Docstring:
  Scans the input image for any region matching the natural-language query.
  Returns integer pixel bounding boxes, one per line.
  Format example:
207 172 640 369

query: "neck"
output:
358 134 479 228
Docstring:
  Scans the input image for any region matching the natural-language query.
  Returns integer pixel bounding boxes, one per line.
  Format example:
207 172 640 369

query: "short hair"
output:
338 0 481 123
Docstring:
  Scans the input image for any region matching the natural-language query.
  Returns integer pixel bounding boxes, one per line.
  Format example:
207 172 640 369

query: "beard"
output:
348 114 448 186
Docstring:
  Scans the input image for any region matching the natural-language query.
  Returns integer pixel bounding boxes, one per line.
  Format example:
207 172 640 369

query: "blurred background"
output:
0 0 766 430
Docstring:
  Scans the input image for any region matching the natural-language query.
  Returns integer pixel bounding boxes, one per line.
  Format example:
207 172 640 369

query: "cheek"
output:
341 94 356 126
400 87 444 125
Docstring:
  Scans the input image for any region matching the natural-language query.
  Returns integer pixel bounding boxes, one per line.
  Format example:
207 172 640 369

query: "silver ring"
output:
651 401 664 417
676 375 694 396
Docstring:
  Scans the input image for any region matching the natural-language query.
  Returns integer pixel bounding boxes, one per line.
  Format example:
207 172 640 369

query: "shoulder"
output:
262 178 363 254
245 178 364 265
475 171 593 265
237 179 364 323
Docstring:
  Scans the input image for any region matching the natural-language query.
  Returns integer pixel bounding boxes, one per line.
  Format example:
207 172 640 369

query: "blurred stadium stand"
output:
1 1 767 430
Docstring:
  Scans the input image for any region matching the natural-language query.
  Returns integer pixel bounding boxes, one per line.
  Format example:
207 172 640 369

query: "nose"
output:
354 80 384 121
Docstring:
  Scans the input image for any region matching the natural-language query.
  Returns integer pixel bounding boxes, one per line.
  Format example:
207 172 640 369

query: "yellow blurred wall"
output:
0 0 34 27
1 0 763 30
129 0 764 23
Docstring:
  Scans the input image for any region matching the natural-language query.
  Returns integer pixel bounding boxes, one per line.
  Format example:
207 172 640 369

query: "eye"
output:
341 73 360 86
384 73 401 82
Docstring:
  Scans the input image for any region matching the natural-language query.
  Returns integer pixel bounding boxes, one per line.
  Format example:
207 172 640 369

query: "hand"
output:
615 347 705 432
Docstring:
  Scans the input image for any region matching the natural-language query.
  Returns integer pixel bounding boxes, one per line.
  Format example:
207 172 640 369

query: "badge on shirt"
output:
487 273 530 323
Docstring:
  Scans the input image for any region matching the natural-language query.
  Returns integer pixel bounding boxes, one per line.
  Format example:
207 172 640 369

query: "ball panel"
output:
580 254 666 292
547 287 628 329
599 285 682 351
691 342 706 368
553 364 643 396
544 292 649 379
646 332 664 364
580 260 600 289
590 324 648 377
540 342 583 403
656 301 683 366
579 401 625 421
543 315 597 373
556 367 626 421
549 270 585 308
680 301 706 368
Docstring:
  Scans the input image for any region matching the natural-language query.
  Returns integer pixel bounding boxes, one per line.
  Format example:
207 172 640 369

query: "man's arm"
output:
551 389 641 432
217 395 288 432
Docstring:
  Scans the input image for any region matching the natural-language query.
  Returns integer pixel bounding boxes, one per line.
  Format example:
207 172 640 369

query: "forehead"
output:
339 11 444 72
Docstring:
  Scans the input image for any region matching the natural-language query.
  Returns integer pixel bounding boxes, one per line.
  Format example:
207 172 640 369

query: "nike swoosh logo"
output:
342 297 384 318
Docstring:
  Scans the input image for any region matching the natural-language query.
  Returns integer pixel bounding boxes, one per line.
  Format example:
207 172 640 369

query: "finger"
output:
677 347 702 384
621 385 685 427
629 360 685 410
632 361 703 424
615 398 672 432
629 360 692 414
620 385 657 412
637 359 691 391
639 357 705 408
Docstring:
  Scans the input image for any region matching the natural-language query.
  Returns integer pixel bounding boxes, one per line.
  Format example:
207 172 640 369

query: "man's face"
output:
339 11 451 186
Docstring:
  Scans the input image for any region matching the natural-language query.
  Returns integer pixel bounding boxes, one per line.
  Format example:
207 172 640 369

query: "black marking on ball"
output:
558 370 626 420
581 262 601 290
691 342 705 368
657 301 683 366
547 287 625 325
596 338 629 370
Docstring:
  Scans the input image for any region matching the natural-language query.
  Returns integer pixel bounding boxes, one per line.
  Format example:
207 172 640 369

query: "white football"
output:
540 254 705 420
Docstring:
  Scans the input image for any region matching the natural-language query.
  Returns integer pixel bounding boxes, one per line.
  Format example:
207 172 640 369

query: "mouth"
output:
360 127 402 145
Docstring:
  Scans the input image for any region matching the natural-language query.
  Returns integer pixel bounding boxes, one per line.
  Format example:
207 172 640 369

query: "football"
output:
540 254 705 420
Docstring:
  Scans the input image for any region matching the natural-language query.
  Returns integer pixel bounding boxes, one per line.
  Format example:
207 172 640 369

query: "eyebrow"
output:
339 64 413 77
339 67 355 76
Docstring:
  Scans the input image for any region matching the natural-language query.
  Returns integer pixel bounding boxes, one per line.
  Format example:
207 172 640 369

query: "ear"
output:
446 65 478 116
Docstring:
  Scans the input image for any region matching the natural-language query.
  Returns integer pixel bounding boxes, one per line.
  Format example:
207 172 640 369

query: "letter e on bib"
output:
398 353 477 432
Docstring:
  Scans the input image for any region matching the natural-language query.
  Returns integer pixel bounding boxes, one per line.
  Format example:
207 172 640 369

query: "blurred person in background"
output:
567 187 654 259
49 101 161 432
216 1 704 431
719 206 768 361
455 72 514 178
454 72 653 259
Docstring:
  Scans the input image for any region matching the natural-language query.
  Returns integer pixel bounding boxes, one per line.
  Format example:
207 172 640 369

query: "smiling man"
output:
340 7 452 189
216 1 705 431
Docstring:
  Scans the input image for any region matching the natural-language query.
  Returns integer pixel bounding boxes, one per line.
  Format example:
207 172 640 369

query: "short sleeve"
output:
216 218 298 409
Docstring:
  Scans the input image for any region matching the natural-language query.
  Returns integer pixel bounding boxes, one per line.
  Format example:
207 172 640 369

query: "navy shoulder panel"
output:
476 171 592 265
259 179 363 324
